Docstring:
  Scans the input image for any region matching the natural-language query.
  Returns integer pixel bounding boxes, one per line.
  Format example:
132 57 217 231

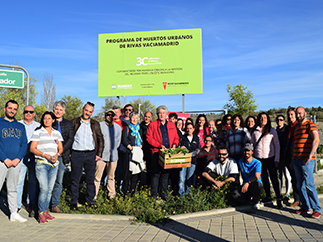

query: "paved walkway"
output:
0 170 322 242
1 195 322 242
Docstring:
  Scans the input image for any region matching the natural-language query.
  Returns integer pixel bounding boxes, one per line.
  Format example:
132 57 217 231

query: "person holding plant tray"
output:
179 122 200 196
30 111 63 224
146 105 179 200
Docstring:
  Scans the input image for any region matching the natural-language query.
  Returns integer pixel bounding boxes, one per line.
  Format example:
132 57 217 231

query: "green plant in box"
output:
161 147 189 157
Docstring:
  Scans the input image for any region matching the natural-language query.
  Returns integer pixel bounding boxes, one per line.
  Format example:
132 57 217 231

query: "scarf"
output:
129 123 142 146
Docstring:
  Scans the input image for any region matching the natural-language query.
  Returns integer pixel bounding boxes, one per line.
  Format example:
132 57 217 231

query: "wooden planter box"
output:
159 151 192 169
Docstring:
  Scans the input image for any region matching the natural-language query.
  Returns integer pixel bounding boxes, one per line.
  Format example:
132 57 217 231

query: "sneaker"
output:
311 211 321 219
296 208 311 215
38 212 48 224
51 205 63 213
10 212 27 223
253 202 261 210
283 194 290 202
276 200 283 209
44 211 55 221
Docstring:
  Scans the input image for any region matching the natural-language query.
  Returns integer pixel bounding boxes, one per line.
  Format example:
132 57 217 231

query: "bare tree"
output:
41 72 56 110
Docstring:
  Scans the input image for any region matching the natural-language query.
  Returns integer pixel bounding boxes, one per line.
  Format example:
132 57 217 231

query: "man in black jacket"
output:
70 102 104 210
51 101 74 213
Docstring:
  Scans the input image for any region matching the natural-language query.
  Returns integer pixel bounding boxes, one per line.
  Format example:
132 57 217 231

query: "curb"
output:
53 213 135 221
168 205 253 221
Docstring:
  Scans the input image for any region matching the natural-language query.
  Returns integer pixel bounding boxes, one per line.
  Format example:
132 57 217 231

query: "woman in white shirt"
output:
30 111 63 224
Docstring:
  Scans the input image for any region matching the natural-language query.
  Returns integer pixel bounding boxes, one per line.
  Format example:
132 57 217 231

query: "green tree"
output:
223 84 258 115
0 77 38 120
130 97 156 120
35 103 48 122
61 95 83 120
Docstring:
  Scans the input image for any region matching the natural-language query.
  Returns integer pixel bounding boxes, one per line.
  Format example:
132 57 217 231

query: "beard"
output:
5 111 15 120
82 114 90 120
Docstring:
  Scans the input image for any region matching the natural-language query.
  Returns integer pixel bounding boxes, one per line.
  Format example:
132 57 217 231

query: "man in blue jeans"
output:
293 106 321 218
17 105 40 217
51 101 74 213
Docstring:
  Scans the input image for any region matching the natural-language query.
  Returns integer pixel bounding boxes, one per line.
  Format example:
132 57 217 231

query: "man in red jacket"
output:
146 105 179 200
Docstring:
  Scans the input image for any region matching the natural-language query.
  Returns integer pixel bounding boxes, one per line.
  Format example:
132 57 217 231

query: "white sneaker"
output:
253 202 261 210
10 212 27 223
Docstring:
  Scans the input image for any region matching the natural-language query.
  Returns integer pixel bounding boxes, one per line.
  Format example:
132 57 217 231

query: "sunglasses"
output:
106 113 114 117
24 110 35 114
277 119 284 122
218 153 227 156
125 108 133 111
205 140 213 142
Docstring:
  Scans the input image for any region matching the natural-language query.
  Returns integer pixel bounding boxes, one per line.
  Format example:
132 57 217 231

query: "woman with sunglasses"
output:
275 115 292 203
223 114 232 131
30 111 63 224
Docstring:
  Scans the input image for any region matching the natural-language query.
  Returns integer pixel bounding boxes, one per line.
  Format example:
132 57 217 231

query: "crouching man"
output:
202 145 239 190
232 143 263 209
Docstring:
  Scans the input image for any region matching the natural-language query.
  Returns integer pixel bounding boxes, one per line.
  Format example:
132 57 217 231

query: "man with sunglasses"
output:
121 104 133 126
195 135 218 185
202 145 238 190
94 109 121 200
17 105 40 217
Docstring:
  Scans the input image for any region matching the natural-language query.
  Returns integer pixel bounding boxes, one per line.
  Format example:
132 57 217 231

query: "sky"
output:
1 1 323 115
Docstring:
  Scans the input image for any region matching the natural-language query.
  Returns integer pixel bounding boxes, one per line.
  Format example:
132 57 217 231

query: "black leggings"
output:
258 156 282 200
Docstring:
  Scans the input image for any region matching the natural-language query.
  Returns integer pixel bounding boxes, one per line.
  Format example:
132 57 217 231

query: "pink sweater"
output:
251 127 280 162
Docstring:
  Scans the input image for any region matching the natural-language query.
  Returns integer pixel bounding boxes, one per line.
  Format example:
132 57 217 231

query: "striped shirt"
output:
293 121 318 159
30 127 63 165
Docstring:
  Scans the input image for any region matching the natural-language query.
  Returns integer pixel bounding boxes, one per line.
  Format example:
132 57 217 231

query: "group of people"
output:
0 100 321 226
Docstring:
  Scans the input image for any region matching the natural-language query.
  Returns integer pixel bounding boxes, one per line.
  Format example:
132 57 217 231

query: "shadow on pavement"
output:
243 206 323 232
152 219 230 242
